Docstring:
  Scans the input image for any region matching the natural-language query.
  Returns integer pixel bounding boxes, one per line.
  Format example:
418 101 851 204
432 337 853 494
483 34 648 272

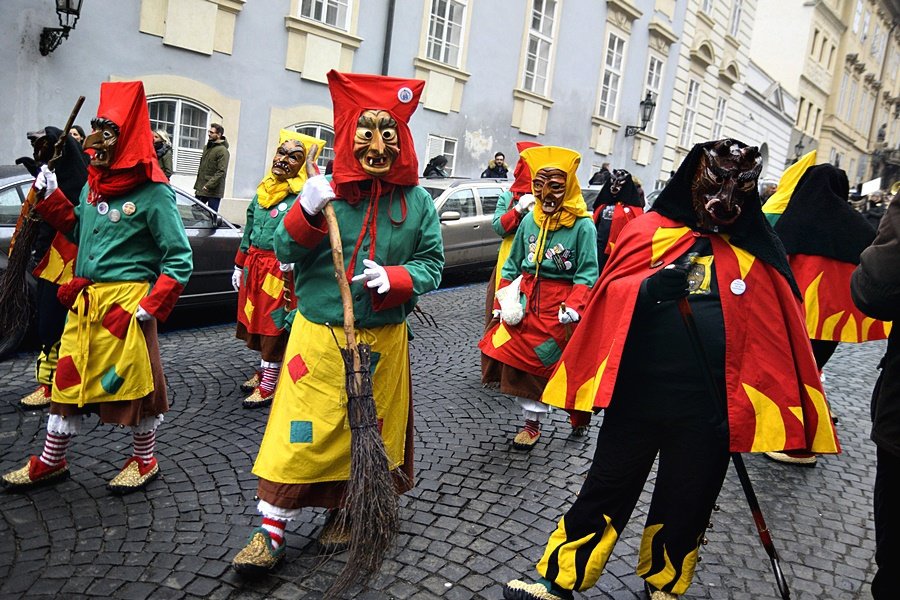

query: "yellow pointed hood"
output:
520 145 589 231
256 129 326 208
762 150 817 224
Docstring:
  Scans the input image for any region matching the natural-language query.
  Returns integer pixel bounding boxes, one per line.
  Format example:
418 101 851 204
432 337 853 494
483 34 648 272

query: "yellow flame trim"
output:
742 382 788 451
821 311 845 340
803 272 823 338
537 514 619 591
804 384 839 453
650 227 690 267
637 524 698 595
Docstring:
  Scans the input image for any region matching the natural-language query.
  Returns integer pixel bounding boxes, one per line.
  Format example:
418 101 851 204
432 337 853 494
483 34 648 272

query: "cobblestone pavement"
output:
0 278 885 599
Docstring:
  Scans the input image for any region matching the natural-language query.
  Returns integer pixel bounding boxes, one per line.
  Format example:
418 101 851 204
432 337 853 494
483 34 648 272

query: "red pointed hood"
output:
510 140 541 196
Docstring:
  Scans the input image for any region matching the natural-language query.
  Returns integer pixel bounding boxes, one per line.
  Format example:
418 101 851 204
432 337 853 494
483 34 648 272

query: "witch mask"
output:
533 168 567 215
608 169 630 196
354 109 399 177
271 140 306 182
84 118 120 169
691 139 761 228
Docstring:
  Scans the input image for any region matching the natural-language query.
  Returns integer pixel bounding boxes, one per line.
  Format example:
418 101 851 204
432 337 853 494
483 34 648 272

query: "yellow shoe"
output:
512 428 540 451
317 509 350 553
503 579 569 600
240 371 261 392
19 385 52 410
232 528 285 576
1 456 69 491
242 388 274 409
764 451 817 467
107 457 159 494
644 582 679 599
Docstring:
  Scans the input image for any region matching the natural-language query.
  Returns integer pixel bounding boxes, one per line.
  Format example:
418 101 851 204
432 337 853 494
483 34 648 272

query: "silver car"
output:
421 177 511 270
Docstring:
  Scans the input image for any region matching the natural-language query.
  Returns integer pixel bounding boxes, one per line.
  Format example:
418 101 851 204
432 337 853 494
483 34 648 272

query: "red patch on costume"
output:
55 355 81 390
288 354 309 382
102 303 132 340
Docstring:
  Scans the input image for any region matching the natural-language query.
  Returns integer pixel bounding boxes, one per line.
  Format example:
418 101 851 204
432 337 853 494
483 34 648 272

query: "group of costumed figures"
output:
0 71 892 600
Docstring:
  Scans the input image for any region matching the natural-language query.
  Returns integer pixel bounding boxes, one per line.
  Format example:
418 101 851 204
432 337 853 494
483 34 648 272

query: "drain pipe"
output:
381 0 396 75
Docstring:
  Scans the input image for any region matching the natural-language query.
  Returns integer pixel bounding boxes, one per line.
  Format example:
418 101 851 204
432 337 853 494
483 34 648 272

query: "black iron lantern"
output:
794 135 805 159
39 0 84 56
625 91 658 137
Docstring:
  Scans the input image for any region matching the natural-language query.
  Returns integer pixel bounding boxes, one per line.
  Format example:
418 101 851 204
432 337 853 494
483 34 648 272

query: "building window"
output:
598 32 626 120
148 97 211 174
729 0 742 37
827 44 836 70
644 54 665 134
426 0 467 67
290 123 335 170
852 0 863 33
836 74 849 117
813 108 822 136
711 97 727 139
861 10 870 42
680 79 701 148
300 0 351 31
796 97 805 127
810 29 819 57
846 79 858 122
425 134 457 176
701 0 713 13
522 0 557 96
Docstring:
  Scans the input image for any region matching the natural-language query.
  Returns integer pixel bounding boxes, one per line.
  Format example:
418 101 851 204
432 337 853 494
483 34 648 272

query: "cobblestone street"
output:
0 279 885 599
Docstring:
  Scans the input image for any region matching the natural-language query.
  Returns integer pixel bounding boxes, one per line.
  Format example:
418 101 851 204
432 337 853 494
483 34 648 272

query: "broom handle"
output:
323 203 358 351
48 95 86 172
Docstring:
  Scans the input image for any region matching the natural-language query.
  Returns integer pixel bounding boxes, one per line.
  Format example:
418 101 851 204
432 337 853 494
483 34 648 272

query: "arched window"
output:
148 97 212 175
289 123 335 170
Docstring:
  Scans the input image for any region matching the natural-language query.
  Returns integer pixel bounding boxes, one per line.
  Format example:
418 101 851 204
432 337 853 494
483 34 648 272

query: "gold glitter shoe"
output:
317 509 350 553
1 456 69 491
644 581 679 599
240 371 261 392
512 428 540 451
242 388 274 409
503 580 568 600
107 457 159 494
232 527 285 576
19 385 52 410
764 451 817 467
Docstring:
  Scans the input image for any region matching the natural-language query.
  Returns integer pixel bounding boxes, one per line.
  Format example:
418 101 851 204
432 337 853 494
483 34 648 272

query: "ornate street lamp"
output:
39 0 84 56
624 91 657 137
794 135 806 159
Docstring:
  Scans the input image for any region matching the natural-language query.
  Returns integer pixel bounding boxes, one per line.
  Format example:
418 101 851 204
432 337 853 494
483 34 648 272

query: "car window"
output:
582 189 601 207
422 187 445 201
441 189 476 218
0 185 23 226
175 190 216 228
478 187 504 215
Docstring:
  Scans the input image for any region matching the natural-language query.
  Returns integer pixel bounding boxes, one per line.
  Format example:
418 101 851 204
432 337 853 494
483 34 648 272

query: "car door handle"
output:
472 224 480 229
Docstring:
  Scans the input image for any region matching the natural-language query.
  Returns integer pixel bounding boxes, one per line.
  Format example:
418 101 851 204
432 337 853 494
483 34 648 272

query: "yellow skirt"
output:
252 312 410 484
494 235 515 292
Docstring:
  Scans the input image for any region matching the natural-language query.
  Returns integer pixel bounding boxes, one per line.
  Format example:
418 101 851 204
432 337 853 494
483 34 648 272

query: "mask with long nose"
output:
353 109 399 177
83 118 120 169
533 167 567 215
691 139 762 229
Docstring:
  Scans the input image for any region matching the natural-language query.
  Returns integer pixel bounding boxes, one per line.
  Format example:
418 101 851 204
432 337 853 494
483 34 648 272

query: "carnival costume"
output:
762 156 889 466
479 146 599 450
1 81 193 495
232 70 443 575
234 129 324 408
503 140 840 600
591 168 644 274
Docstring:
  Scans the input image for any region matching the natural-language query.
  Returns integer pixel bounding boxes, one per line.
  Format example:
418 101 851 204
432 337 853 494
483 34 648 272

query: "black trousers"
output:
873 445 900 599
810 339 839 371
537 404 730 594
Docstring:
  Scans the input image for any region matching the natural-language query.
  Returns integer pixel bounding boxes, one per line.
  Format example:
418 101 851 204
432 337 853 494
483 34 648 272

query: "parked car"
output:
0 164 241 357
581 185 603 209
420 177 511 270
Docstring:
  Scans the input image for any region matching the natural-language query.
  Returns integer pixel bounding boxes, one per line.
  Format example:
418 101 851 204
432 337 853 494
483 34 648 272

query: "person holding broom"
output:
0 81 193 495
233 129 324 409
231 70 443 577
502 139 840 600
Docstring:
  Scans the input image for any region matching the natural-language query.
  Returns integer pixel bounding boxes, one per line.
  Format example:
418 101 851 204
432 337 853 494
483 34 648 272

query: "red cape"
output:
593 203 644 255
542 212 840 454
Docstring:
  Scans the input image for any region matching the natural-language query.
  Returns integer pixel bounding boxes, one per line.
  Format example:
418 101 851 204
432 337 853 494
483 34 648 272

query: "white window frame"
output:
729 0 743 37
290 123 336 171
643 53 665 135
836 72 849 118
598 31 627 121
426 0 467 68
711 97 728 139
701 0 713 13
861 10 870 42
680 78 701 148
147 97 211 175
425 134 458 176
846 79 858 122
521 0 557 96
299 0 351 31
852 0 863 33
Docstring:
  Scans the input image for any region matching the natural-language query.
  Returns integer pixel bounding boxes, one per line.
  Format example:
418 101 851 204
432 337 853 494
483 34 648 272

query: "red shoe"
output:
1 455 69 490
107 457 160 494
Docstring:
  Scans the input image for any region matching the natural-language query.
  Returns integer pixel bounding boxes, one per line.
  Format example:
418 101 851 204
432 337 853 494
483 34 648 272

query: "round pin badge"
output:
97 201 109 215
108 209 121 223
278 202 287 212
624 207 631 213
269 208 279 218
730 279 747 295
397 86 414 103
650 260 664 268
122 202 136 216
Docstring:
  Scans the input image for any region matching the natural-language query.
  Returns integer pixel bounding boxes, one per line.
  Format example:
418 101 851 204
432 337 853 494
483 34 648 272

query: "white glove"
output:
278 261 294 272
558 306 580 324
515 193 536 214
35 165 58 196
135 306 154 322
299 175 336 215
351 258 390 294
231 266 242 292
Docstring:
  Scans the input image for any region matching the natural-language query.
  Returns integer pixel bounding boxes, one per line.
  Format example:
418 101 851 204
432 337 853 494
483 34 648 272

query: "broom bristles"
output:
0 214 39 340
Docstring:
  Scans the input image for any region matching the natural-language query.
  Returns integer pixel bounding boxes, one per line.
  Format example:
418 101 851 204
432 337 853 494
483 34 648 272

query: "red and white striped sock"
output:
261 516 286 549
132 430 156 463
39 431 71 468
258 361 282 397
523 419 541 438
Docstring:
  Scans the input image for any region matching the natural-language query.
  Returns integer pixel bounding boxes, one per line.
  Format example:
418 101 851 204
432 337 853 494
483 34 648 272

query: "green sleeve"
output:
492 190 513 237
406 193 444 296
146 186 194 286
500 221 527 281
239 200 254 254
573 218 600 286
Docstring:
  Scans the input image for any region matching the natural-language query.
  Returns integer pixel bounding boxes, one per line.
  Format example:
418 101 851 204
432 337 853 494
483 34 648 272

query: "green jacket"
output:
274 185 444 328
194 139 229 198
158 146 173 179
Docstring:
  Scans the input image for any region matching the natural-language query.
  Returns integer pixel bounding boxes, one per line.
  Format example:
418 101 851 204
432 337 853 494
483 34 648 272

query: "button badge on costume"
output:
108 209 121 223
123 202 136 216
278 202 287 212
97 201 109 215
730 279 746 295
269 208 279 218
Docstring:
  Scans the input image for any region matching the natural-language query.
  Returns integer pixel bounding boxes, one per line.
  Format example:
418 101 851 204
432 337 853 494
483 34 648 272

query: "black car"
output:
0 164 242 357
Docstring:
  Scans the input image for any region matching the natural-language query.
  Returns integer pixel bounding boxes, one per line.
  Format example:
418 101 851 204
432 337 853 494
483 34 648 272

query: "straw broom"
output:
0 96 85 342
314 153 401 598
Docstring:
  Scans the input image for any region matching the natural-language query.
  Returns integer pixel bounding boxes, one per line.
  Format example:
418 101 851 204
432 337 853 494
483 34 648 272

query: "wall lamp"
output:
624 92 657 137
39 0 83 56
794 134 806 159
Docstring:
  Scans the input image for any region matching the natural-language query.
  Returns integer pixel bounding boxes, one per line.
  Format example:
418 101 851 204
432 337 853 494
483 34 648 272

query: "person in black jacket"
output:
481 152 509 178
851 194 900 600
423 154 449 178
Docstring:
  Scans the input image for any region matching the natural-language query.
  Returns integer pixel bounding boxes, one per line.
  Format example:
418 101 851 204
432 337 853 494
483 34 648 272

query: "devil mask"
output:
271 140 306 182
592 168 642 210
691 139 762 229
